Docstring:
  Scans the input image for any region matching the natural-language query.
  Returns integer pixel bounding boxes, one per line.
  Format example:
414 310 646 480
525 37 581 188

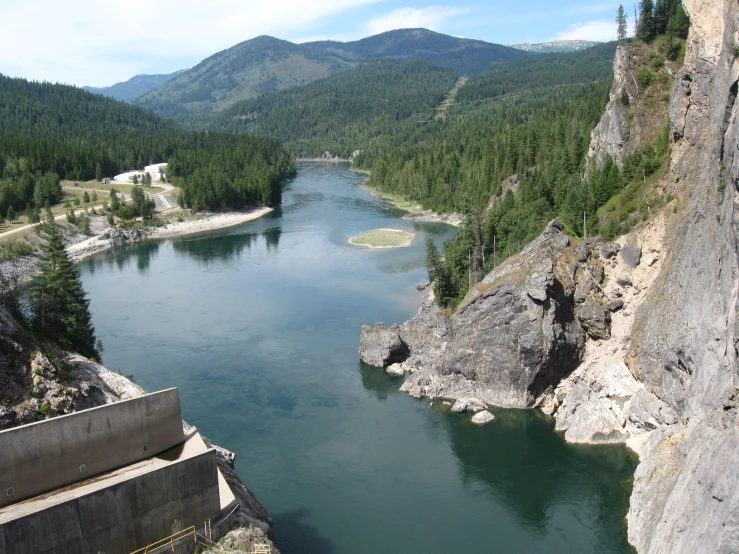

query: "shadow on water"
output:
273 508 337 554
358 361 403 400
439 407 638 547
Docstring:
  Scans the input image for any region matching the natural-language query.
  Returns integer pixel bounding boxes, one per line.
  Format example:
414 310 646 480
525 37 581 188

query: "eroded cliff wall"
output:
624 0 739 551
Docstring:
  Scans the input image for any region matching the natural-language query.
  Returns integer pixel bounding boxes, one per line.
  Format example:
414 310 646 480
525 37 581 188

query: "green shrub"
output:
637 68 653 89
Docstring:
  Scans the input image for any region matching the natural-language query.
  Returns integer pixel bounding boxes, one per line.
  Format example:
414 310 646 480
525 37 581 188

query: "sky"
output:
0 0 628 88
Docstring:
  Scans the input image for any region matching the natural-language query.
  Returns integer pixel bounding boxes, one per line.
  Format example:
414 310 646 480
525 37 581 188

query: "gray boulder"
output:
359 325 410 367
620 245 642 268
451 397 487 413
576 296 611 340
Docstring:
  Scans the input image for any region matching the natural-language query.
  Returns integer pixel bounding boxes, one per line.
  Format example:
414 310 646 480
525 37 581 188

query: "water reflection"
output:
171 233 256 265
263 227 282 251
358 361 403 401
440 407 637 548
78 241 161 276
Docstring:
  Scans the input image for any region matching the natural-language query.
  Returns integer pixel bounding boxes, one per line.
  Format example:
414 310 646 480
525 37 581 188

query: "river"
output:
78 163 637 553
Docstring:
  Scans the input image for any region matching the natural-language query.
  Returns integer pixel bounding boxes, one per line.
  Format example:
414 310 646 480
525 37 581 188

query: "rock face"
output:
387 221 621 409
622 0 739 551
359 324 410 367
586 43 677 172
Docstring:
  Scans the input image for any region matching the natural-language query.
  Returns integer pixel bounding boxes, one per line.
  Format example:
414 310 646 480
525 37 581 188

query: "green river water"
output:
78 163 637 553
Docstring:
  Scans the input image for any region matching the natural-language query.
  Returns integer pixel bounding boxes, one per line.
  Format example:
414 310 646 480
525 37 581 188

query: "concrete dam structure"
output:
0 389 238 554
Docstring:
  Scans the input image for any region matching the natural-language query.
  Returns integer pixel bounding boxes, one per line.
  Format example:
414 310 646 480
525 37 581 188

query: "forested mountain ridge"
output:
303 28 525 75
84 70 185 103
457 42 618 103
135 36 354 125
0 73 177 137
215 59 458 158
0 74 295 217
135 29 526 126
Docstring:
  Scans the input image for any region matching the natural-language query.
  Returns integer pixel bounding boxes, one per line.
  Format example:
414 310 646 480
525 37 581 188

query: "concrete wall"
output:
0 449 220 554
0 389 183 508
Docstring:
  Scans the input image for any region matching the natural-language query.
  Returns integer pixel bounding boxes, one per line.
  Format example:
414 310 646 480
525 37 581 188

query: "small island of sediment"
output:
349 228 415 248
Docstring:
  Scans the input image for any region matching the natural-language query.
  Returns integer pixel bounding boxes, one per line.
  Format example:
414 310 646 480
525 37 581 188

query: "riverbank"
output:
0 207 275 284
358 184 462 227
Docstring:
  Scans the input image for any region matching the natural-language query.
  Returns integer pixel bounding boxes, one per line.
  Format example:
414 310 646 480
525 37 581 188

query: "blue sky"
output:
0 0 628 87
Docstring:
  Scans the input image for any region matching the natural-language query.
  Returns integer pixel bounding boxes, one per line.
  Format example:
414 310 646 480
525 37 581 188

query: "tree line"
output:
0 74 296 214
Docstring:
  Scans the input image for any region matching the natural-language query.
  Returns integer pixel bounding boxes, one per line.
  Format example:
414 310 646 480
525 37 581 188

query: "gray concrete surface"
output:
0 433 220 554
0 388 183 508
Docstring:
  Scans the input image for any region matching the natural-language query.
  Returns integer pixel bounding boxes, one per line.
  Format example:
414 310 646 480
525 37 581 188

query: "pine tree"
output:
637 0 655 42
82 191 90 204
6 206 14 223
425 237 454 307
29 222 100 359
616 5 629 42
654 0 669 35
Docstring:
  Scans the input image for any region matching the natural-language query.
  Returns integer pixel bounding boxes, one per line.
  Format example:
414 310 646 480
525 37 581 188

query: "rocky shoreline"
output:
358 184 462 226
0 207 274 285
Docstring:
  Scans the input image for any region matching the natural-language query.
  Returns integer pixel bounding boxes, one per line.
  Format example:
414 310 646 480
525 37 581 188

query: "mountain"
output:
303 28 526 75
215 59 458 157
83 71 185 103
0 73 177 138
457 42 617 103
135 36 354 125
0 73 294 210
135 29 526 126
511 40 600 53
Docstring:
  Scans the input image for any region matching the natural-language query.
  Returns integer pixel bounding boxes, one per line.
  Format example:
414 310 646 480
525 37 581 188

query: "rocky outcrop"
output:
587 43 678 172
382 220 623 409
359 324 410 367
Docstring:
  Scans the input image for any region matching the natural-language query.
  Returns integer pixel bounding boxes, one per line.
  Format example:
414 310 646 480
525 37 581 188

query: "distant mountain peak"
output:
510 40 600 53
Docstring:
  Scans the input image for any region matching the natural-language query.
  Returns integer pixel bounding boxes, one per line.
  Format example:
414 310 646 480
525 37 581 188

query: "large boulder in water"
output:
359 324 410 367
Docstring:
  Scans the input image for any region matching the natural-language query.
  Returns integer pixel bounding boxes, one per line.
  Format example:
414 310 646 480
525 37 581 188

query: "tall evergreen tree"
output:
637 0 655 42
616 5 629 42
654 0 669 35
29 222 100 359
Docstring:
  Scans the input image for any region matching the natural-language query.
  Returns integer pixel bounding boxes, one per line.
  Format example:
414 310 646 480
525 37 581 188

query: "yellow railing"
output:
130 526 196 554
252 546 271 554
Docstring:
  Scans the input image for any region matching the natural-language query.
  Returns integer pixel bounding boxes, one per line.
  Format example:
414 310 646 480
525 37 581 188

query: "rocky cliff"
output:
623 0 739 550
359 1 739 550
587 42 678 170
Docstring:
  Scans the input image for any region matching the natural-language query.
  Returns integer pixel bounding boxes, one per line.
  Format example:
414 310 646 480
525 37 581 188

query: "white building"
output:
113 162 168 183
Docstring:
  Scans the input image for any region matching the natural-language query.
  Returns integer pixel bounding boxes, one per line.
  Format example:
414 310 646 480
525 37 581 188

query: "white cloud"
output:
365 6 470 36
553 19 617 41
0 0 384 87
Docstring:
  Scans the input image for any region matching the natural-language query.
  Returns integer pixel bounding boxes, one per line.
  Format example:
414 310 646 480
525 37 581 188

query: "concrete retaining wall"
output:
0 389 183 507
1 449 220 554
